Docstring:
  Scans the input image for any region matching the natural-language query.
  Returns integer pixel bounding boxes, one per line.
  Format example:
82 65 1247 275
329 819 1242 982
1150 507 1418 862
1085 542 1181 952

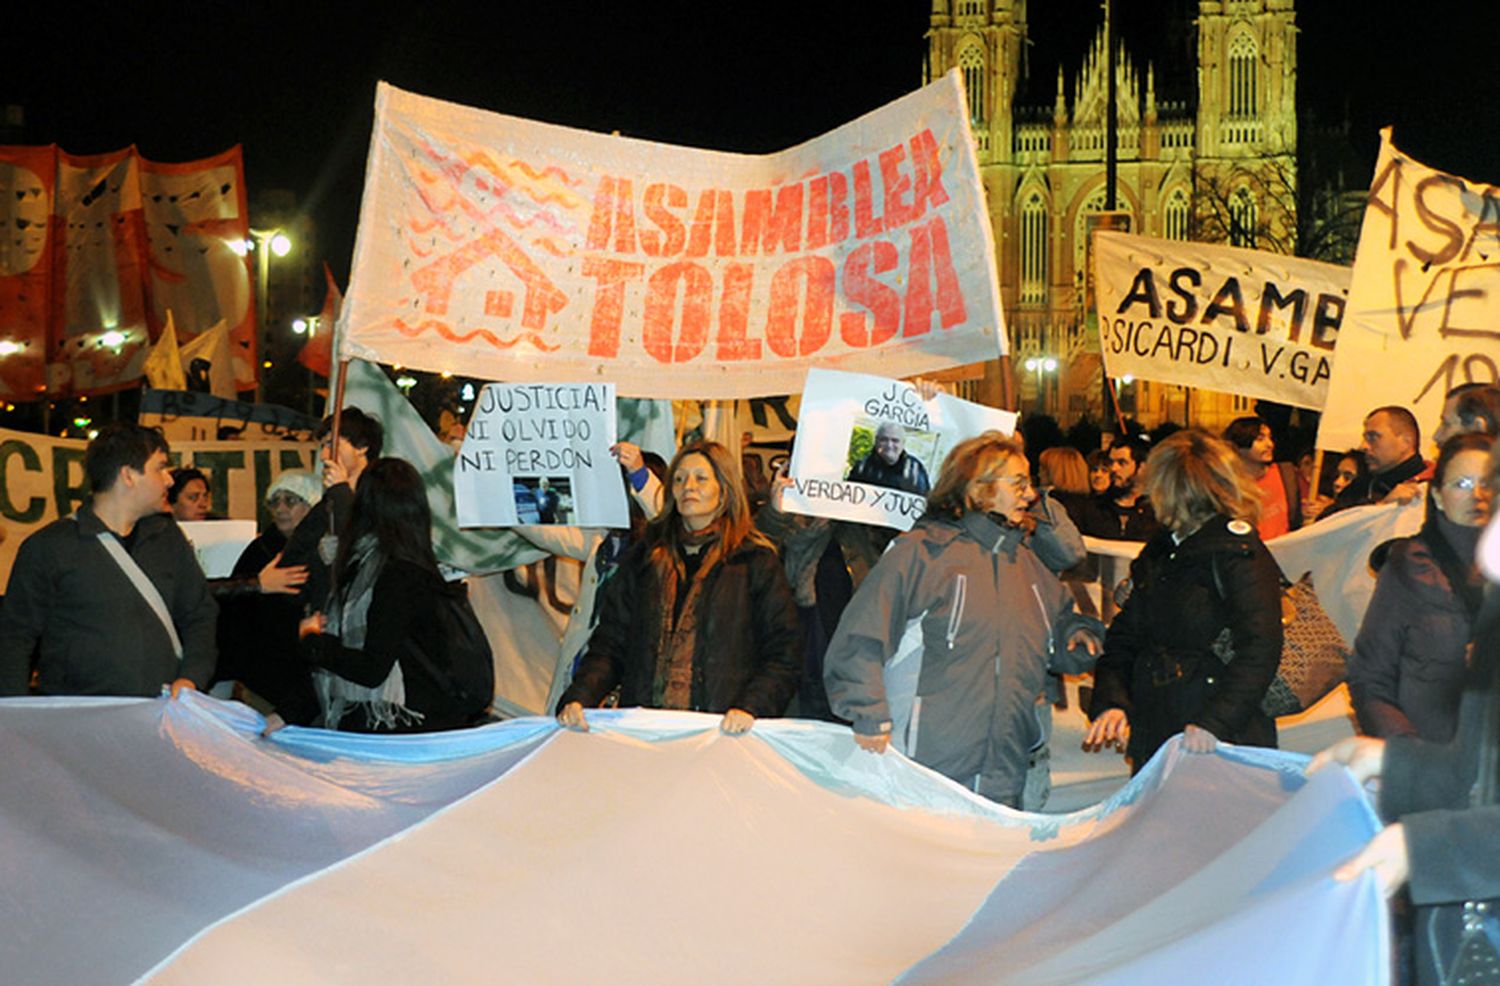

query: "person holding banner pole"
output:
822 432 1103 808
556 442 801 734
1326 406 1429 517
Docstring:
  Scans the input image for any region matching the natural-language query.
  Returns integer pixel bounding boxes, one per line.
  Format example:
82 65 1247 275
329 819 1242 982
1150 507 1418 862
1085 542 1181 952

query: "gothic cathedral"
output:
926 0 1298 431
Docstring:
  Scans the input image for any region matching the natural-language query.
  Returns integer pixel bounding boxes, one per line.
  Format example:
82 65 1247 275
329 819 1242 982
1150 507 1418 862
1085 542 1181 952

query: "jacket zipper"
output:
946 573 967 649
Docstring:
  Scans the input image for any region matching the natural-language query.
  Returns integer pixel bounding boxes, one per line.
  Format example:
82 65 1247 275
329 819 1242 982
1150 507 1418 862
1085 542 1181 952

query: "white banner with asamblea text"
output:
1094 231 1349 410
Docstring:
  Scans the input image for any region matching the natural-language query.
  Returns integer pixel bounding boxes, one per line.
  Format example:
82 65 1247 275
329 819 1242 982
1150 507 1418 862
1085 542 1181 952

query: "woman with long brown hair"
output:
556 441 801 733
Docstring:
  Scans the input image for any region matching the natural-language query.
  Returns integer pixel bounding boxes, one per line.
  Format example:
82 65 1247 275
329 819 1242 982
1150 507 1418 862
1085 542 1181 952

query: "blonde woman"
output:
823 432 1103 808
556 442 801 734
1084 429 1284 772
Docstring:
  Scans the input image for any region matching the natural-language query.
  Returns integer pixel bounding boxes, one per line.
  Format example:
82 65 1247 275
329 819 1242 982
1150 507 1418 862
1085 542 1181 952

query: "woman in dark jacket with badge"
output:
556 441 801 734
1084 429 1285 772
1349 432 1492 743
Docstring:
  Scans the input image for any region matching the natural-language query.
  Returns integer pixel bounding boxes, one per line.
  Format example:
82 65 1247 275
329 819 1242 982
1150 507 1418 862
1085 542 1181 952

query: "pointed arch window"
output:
1229 186 1258 248
959 42 987 126
1228 32 1258 119
956 0 987 17
1164 187 1190 240
1019 191 1049 305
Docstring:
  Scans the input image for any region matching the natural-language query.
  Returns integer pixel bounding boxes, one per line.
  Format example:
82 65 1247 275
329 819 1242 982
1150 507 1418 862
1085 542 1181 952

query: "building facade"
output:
926 0 1298 432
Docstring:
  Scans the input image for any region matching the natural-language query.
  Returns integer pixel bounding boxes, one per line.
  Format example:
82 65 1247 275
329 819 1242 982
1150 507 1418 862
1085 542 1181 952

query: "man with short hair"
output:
847 421 931 495
1081 436 1160 541
1328 405 1428 514
0 423 217 697
1433 382 1500 446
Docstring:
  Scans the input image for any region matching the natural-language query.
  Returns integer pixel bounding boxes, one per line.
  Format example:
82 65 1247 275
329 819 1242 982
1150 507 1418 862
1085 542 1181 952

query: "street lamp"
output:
248 228 293 402
1023 356 1058 414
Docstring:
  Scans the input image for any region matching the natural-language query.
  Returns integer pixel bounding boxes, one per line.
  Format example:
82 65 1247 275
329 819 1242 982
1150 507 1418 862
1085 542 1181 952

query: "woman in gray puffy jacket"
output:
822 432 1104 808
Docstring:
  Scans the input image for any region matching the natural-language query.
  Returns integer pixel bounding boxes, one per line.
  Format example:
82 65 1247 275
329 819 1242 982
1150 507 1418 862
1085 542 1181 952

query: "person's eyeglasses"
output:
267 494 306 508
1446 476 1490 493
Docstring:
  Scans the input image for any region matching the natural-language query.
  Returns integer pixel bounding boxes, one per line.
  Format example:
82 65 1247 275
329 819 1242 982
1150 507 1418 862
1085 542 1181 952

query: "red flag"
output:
298 263 341 377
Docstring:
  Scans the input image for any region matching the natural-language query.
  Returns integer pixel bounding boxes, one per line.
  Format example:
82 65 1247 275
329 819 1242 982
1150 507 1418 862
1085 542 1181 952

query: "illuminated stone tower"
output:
926 0 1299 431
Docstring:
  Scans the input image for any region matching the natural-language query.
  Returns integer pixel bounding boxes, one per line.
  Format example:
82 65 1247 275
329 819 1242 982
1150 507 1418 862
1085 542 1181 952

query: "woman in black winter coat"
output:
556 441 802 734
1084 429 1285 772
294 457 489 733
1313 519 1500 985
1349 433 1493 742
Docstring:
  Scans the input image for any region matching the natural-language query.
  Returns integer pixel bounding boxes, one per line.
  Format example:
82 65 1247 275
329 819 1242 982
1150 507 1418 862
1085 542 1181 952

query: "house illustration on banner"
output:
409 226 568 343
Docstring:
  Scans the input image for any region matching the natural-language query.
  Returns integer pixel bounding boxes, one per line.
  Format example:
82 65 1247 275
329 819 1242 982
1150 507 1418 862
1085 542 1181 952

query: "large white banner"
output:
340 73 1005 398
454 383 625 528
1094 231 1350 410
782 368 1018 530
1319 129 1500 451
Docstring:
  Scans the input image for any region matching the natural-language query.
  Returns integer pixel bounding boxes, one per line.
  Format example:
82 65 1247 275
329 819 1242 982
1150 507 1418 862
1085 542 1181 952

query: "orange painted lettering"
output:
643 262 712 363
841 241 901 347
640 183 688 258
852 160 884 238
904 217 967 337
765 257 835 358
582 256 645 357
879 144 918 228
909 129 951 214
686 190 737 258
716 263 761 360
740 185 804 255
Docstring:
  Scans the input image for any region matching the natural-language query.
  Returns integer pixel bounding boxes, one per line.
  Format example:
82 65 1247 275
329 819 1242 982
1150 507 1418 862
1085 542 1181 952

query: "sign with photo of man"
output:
783 368 1017 530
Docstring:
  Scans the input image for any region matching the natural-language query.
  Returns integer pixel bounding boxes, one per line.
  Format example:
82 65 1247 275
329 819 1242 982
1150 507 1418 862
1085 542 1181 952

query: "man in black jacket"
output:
1326 405 1428 516
0 424 217 697
1080 435 1160 541
847 422 931 495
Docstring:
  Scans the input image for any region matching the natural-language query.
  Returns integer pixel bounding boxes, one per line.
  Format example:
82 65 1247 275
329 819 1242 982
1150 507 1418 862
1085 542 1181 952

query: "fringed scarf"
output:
316 534 425 731
651 526 721 710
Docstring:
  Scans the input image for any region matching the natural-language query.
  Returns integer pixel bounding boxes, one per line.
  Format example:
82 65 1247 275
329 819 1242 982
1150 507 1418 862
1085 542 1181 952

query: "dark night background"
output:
6 0 1499 284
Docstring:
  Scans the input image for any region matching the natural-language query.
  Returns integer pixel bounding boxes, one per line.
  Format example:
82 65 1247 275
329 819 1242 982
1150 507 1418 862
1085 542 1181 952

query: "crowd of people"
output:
2 379 1499 981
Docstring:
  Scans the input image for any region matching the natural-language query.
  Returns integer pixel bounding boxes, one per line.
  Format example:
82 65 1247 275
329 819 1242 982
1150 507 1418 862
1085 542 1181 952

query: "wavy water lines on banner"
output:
392 316 561 352
508 159 584 188
460 148 587 213
532 238 568 258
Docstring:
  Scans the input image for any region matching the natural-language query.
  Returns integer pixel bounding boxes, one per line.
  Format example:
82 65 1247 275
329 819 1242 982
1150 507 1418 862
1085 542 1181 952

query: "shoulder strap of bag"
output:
92 526 183 661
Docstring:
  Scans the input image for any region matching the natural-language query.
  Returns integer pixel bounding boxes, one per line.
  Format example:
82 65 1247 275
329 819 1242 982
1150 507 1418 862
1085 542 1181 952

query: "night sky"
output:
7 0 1499 283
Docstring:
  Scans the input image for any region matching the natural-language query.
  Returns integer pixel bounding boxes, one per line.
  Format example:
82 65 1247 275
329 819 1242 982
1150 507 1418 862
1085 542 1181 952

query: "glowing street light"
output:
291 318 308 335
248 227 295 401
1023 356 1058 414
100 330 127 349
0 340 23 356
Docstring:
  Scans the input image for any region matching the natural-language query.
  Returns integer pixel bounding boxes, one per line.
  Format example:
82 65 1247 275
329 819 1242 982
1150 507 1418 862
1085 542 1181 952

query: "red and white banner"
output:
340 72 1005 398
0 145 254 401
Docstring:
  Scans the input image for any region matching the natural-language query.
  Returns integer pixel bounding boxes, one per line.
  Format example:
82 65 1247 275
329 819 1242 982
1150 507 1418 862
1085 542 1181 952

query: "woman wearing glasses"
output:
823 431 1103 808
1348 433 1494 743
1083 430 1285 772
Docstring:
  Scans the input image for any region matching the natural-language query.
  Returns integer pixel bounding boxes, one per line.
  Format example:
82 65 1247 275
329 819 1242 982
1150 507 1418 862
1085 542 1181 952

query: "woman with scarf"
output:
1348 432 1493 743
297 457 487 732
556 441 801 734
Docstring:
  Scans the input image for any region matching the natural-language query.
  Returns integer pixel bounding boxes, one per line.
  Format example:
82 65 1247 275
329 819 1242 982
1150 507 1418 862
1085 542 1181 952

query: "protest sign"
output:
178 519 259 578
782 368 1017 530
0 427 313 586
454 383 625 528
339 71 1004 398
140 389 320 442
1319 129 1500 452
1094 231 1349 410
